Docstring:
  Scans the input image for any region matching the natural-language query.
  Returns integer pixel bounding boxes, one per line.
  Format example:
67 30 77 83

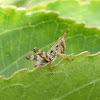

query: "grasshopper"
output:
26 28 73 72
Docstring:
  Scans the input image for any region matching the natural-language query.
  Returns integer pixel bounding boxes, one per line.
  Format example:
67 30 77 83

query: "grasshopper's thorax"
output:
47 36 66 61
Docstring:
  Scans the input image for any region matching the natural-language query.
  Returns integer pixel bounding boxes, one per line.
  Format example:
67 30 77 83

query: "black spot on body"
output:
49 58 52 61
50 50 53 53
56 45 58 47
56 45 58 50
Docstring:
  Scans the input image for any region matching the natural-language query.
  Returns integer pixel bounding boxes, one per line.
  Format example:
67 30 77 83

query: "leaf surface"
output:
0 4 100 100
0 52 100 100
0 6 100 77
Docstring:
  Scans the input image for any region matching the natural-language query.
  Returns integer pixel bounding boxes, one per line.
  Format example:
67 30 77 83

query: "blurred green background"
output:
1 0 50 8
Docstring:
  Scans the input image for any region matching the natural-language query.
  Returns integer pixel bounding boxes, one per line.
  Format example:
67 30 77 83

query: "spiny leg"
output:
58 53 74 60
54 53 74 67
53 58 63 66
26 55 38 60
33 47 53 62
50 61 53 74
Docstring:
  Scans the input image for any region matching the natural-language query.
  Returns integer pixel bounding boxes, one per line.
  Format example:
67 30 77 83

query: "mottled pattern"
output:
26 28 69 67
33 47 53 62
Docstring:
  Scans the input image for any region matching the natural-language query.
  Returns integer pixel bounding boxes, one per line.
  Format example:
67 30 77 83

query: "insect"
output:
26 28 73 72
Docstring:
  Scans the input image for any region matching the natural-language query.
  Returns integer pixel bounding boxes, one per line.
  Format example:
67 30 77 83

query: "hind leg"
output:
54 53 74 66
58 53 74 60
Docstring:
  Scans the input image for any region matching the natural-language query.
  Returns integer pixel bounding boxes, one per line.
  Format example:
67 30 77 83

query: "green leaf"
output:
0 51 100 100
0 5 100 100
31 0 100 27
0 6 100 78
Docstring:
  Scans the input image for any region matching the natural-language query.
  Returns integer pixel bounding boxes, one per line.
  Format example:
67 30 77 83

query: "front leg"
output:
49 61 54 74
26 55 38 60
